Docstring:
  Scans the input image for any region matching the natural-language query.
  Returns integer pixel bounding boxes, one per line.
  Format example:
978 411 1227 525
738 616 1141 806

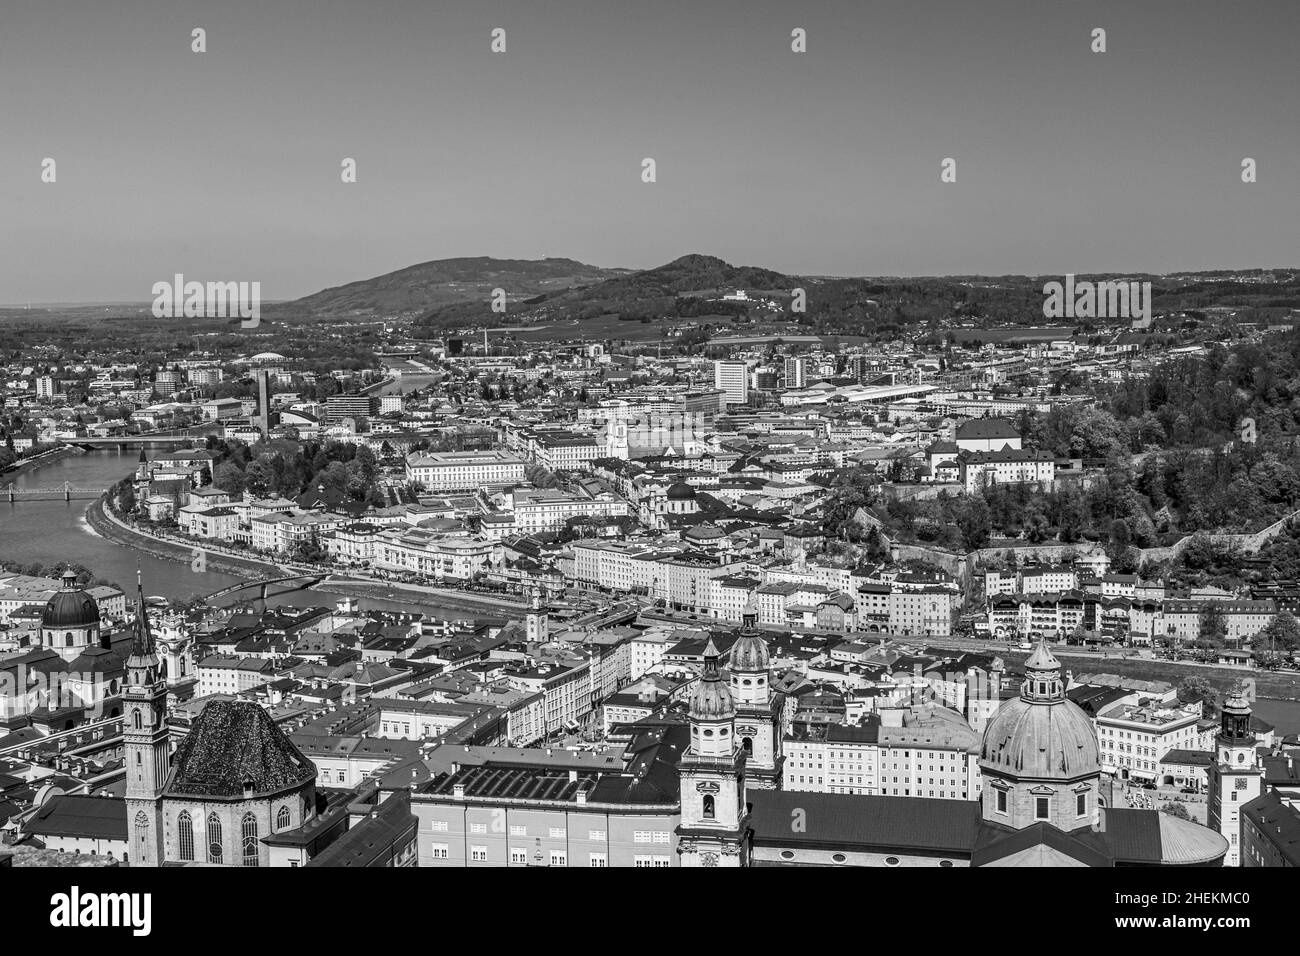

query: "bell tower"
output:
729 607 783 790
1207 683 1262 866
123 571 170 867
525 584 548 644
677 638 749 867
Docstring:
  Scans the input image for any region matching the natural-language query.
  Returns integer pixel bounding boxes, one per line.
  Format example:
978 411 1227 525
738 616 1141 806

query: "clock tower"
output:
677 638 749 867
1207 683 1262 866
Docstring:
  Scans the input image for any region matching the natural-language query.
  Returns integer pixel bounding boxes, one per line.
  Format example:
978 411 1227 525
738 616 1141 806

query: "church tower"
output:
525 584 548 644
730 607 783 790
123 571 170 867
1207 683 1262 866
677 638 749 867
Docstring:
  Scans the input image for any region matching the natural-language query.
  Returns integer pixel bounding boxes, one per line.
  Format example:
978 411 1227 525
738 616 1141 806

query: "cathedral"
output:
679 629 1231 867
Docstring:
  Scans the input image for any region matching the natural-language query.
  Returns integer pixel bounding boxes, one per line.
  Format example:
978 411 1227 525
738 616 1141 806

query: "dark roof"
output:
955 417 1019 441
1242 790 1300 866
973 819 1113 867
750 790 978 853
305 792 417 868
166 700 316 799
24 794 127 841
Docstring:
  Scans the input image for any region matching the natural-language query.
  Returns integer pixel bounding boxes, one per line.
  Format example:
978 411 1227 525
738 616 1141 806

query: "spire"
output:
130 566 155 658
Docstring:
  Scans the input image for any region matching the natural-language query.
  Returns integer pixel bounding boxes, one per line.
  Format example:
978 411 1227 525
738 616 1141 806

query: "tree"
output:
1253 610 1300 666
1159 802 1190 820
956 497 992 551
1177 676 1219 717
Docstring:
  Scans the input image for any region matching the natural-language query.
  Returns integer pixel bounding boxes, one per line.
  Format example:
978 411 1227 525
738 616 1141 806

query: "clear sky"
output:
2 0 1297 303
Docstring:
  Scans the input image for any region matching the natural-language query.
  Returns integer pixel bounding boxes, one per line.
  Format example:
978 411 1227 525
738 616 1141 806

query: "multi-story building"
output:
410 730 683 867
887 587 956 638
406 450 526 492
713 361 749 406
1095 699 1202 783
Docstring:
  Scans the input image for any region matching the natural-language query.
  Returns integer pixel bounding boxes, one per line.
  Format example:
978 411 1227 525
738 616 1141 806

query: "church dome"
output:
980 695 1100 779
690 638 735 719
980 640 1099 780
666 480 697 501
731 634 769 672
41 572 101 628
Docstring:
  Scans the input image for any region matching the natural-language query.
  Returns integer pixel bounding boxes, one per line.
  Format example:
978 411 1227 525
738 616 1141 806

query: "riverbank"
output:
318 578 520 617
994 646 1300 702
89 496 528 615
85 497 281 580
0 444 84 483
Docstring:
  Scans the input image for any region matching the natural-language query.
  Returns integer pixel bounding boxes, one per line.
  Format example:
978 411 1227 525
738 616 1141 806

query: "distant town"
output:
3 255 1300 869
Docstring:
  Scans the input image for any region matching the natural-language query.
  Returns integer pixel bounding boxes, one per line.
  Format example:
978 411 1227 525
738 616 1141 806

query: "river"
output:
0 449 496 621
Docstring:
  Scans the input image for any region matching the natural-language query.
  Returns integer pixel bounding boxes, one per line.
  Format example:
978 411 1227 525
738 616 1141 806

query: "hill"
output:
268 256 628 319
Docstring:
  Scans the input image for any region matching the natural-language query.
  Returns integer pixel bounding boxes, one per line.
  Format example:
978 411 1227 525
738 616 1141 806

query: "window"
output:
470 822 488 834
276 806 291 831
588 829 606 841
589 853 607 867
430 820 449 832
207 813 223 864
510 825 527 836
1076 793 1087 816
996 789 1007 814
549 850 567 867
1035 797 1050 821
702 795 715 820
241 812 259 867
548 827 566 839
509 848 527 865
430 843 449 860
470 846 488 862
177 811 194 861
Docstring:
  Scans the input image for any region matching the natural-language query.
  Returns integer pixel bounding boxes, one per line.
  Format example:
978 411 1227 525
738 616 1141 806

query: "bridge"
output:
5 481 108 502
61 425 221 452
204 573 328 603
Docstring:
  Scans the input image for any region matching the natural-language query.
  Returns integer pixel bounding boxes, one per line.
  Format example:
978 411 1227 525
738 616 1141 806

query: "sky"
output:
1 0 1298 303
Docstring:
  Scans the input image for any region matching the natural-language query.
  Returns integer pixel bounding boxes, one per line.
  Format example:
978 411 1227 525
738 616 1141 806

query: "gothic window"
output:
207 813 224 864
242 812 259 866
702 795 715 820
177 811 194 861
276 805 291 831
133 710 142 730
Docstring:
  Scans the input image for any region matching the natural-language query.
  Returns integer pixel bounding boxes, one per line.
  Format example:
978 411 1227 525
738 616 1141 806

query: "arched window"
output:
133 710 142 731
65 632 74 647
177 811 194 861
742 737 753 756
702 795 715 820
134 811 150 862
242 812 259 867
276 806 291 831
207 813 223 864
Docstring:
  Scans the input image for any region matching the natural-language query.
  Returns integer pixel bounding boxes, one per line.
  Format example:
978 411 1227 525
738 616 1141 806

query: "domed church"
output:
745 639 1230 866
